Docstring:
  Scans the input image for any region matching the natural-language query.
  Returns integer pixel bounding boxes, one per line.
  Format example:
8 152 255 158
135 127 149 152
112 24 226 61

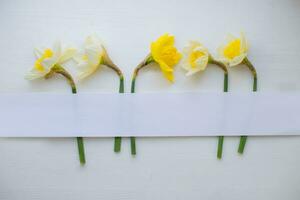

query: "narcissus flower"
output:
217 33 248 67
218 33 257 155
74 35 105 80
181 41 209 76
74 35 125 154
26 41 85 165
25 41 76 80
129 33 181 155
181 40 229 159
150 33 182 82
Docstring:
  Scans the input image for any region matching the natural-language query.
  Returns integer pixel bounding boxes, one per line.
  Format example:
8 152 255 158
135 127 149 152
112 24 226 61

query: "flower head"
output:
181 41 209 76
26 41 76 80
217 33 248 67
74 35 105 80
150 33 182 82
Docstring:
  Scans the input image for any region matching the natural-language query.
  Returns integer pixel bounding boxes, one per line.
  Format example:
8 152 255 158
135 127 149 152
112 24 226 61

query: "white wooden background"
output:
0 0 300 199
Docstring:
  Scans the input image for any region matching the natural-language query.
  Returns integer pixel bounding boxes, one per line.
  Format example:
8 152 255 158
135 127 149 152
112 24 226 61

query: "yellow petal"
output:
223 39 241 60
150 33 181 81
162 69 174 82
34 48 54 71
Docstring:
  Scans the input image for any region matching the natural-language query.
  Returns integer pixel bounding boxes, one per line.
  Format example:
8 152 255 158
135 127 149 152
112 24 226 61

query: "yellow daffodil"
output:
74 35 105 80
217 33 248 67
128 33 181 156
181 41 209 76
25 41 76 80
150 33 182 82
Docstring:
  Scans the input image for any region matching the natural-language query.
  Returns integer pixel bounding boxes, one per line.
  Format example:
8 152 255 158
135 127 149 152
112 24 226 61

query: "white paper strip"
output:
0 92 299 137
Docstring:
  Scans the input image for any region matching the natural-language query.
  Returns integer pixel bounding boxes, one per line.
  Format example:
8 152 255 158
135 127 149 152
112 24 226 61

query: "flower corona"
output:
181 41 209 76
150 33 182 81
26 41 76 80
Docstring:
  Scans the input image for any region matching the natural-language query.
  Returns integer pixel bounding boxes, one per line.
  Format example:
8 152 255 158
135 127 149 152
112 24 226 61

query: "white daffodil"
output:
74 35 105 80
217 33 248 67
25 41 76 80
181 41 209 76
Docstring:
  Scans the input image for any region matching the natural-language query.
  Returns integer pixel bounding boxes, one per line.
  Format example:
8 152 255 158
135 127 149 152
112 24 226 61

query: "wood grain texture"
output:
0 0 300 199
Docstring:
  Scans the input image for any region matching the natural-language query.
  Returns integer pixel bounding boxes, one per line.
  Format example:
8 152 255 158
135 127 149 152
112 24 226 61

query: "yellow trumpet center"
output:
158 46 180 66
34 49 53 71
150 34 181 82
82 54 88 61
223 39 241 60
189 50 205 68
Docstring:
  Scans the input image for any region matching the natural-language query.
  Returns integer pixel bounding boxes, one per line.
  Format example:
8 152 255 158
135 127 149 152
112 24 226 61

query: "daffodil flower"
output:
181 41 209 76
148 33 182 82
26 41 76 80
130 33 181 155
26 41 86 165
218 33 258 154
74 35 124 153
182 41 228 159
74 35 105 80
217 33 248 67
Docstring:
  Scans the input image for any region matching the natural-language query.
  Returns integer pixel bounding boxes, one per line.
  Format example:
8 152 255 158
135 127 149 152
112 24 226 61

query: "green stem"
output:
101 49 125 153
217 136 224 159
130 137 136 155
218 73 228 159
238 136 247 154
48 65 86 165
130 77 137 156
114 76 124 152
129 56 151 156
238 57 258 154
224 73 228 92
76 137 85 164
210 58 228 159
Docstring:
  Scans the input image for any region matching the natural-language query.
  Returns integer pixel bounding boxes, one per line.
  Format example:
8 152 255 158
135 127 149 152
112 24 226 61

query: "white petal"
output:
46 41 61 66
195 56 209 70
59 47 77 63
85 34 103 47
217 45 225 58
41 57 57 70
25 69 47 80
226 34 237 43
77 64 99 80
85 45 102 66
189 40 202 47
72 51 85 63
194 46 209 54
34 48 43 58
229 53 246 67
218 58 230 65
183 41 200 54
186 68 201 76
240 32 248 53
52 40 62 56
76 61 90 70
181 62 191 71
